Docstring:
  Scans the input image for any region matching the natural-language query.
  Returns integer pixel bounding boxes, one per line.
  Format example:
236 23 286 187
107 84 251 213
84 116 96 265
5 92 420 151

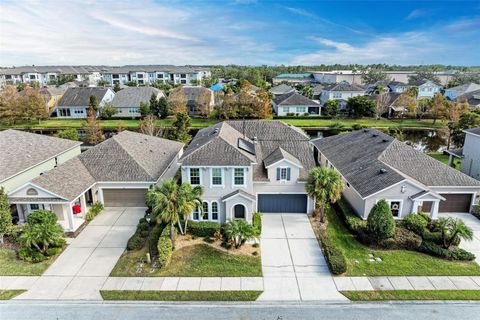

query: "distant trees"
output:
168 86 187 114
361 69 389 85
57 128 79 141
0 85 48 124
83 106 104 145
430 93 448 124
408 67 441 85
296 83 314 99
48 74 75 86
323 100 339 117
168 112 191 143
346 96 375 117
139 114 163 137
99 103 118 119
374 93 391 119
195 89 212 120
89 95 99 111
446 73 480 88
113 83 122 92
97 79 111 87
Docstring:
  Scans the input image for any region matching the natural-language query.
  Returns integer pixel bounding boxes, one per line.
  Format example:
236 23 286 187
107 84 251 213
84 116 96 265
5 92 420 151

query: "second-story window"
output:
211 168 223 186
190 168 200 185
333 92 342 99
234 168 245 186
180 74 186 78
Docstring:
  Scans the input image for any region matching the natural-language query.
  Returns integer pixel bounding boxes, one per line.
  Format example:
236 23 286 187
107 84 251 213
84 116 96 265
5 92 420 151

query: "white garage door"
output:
103 189 147 207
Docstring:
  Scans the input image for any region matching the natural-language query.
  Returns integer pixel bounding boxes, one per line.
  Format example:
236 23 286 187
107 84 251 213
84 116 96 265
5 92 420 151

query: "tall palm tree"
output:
305 167 344 223
146 179 203 245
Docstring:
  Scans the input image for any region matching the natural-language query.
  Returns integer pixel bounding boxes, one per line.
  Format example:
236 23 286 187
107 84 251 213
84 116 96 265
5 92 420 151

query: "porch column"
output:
411 201 419 214
430 201 440 220
448 154 454 166
16 204 26 223
80 193 87 216
63 204 74 231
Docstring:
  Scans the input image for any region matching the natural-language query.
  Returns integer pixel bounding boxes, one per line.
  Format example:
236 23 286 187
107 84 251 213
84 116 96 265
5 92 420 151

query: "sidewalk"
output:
334 276 480 291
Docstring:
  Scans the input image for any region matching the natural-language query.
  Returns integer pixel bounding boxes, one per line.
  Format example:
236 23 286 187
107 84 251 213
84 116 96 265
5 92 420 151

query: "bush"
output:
85 202 104 221
203 236 214 243
418 241 475 261
322 236 347 275
422 229 443 244
252 212 262 236
392 227 422 250
402 213 428 236
188 221 220 237
336 199 367 234
126 233 144 251
18 247 47 263
367 199 395 241
149 223 165 257
157 227 173 267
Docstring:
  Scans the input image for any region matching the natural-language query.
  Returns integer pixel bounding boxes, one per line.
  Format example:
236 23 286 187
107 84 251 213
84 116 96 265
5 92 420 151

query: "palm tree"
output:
436 217 473 249
305 167 344 223
146 179 203 245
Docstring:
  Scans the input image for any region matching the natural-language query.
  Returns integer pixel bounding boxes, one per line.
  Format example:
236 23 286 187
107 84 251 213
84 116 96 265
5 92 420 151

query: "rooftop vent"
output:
211 128 219 135
363 129 369 133
382 139 389 142
380 168 387 174
372 133 379 137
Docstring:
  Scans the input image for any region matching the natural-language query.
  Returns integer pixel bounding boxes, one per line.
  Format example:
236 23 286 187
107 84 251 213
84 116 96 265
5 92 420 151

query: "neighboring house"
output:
8 131 184 232
111 87 164 117
388 81 411 93
320 83 365 109
0 129 82 194
182 86 214 116
366 80 392 94
312 84 323 100
311 70 363 85
454 89 480 109
444 83 480 100
178 120 316 223
273 92 321 116
270 84 295 96
460 128 480 181
272 73 314 85
367 92 403 117
409 80 442 99
55 87 115 118
312 129 480 220
39 86 66 113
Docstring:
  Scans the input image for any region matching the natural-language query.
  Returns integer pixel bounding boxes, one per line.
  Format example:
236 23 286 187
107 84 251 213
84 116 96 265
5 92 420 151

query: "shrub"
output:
149 223 165 257
18 247 47 263
188 221 220 237
367 199 395 241
224 219 256 248
252 212 262 236
203 236 214 243
393 227 422 250
402 213 428 236
418 241 476 261
157 227 173 267
472 205 480 220
85 202 104 221
336 199 367 234
126 233 144 251
19 210 64 256
422 229 442 244
322 236 347 275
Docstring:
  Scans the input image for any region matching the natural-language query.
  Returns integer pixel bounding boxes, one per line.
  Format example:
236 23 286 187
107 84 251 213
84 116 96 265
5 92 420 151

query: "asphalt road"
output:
1 301 480 320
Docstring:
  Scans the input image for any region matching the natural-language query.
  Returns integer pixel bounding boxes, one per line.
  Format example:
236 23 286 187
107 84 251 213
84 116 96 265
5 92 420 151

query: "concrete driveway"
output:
16 207 145 300
442 213 480 264
258 213 347 301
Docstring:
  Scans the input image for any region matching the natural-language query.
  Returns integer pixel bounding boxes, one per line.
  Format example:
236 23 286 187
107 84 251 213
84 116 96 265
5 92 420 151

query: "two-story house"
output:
460 128 480 181
178 121 316 223
409 80 442 99
54 87 115 118
273 92 321 116
320 83 365 109
388 81 411 93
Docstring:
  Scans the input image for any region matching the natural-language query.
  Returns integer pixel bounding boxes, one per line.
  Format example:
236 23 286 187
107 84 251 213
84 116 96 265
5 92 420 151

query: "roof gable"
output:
274 92 318 106
111 87 162 109
58 87 110 107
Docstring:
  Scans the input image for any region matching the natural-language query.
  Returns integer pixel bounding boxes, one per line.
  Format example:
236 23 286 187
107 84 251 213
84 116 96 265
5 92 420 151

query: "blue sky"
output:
0 0 479 66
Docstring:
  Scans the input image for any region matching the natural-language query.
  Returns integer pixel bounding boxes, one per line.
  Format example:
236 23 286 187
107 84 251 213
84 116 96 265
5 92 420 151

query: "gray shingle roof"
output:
29 131 184 201
111 87 162 109
455 89 480 107
58 87 111 107
181 120 315 181
271 84 295 95
221 189 256 201
0 129 81 183
264 147 302 168
274 92 318 106
312 129 480 198
446 83 480 93
323 83 365 92
182 86 212 104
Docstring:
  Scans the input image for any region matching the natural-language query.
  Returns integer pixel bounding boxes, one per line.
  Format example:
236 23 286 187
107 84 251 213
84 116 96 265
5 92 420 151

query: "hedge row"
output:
336 198 366 234
322 235 347 275
252 212 262 236
157 226 174 267
418 241 476 261
188 221 221 237
126 217 149 251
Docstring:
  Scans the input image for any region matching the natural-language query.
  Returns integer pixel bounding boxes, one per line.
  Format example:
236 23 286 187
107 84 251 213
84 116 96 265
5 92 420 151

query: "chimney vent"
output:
380 168 387 174
372 133 378 137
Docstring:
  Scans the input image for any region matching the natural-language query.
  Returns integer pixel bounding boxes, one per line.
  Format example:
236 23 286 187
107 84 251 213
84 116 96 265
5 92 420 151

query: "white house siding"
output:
224 195 255 223
461 133 480 181
320 91 364 106
417 83 441 99
275 105 320 116
2 146 81 193
342 184 366 217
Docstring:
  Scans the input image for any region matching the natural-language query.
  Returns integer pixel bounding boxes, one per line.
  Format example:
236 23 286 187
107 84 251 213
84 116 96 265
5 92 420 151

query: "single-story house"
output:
312 129 480 220
54 87 115 118
39 86 66 113
444 83 480 101
454 89 480 110
273 92 321 116
270 84 295 96
178 120 316 223
182 86 214 116
320 83 365 110
367 92 403 117
111 87 164 117
8 131 184 232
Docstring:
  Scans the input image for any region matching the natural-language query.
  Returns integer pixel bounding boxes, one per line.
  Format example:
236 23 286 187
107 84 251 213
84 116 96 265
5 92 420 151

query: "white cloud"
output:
405 9 428 20
292 33 446 65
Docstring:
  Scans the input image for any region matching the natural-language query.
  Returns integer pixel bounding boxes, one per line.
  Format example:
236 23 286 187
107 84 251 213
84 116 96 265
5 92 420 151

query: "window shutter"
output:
276 168 280 180
287 168 291 181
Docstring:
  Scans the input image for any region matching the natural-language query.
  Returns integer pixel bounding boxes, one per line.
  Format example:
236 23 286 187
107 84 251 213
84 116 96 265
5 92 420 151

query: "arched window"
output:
202 201 209 220
192 206 199 220
211 201 219 220
233 204 246 219
26 188 38 196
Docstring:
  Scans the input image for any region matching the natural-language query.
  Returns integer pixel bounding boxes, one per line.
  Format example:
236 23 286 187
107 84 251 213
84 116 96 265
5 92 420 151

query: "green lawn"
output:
0 290 26 300
342 290 480 301
111 244 262 277
0 117 442 130
100 290 262 301
0 248 60 276
326 209 480 276
428 152 462 170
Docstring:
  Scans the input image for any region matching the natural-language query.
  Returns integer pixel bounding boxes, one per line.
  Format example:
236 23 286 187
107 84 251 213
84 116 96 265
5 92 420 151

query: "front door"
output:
234 204 245 219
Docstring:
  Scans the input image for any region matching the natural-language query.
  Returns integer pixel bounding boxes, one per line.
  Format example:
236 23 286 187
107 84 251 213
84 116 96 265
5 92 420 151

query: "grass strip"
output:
100 290 262 301
0 290 26 300
342 290 480 301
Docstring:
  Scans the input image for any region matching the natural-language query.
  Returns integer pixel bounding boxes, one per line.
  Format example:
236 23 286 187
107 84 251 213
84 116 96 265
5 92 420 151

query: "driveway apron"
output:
15 207 145 300
258 213 347 301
